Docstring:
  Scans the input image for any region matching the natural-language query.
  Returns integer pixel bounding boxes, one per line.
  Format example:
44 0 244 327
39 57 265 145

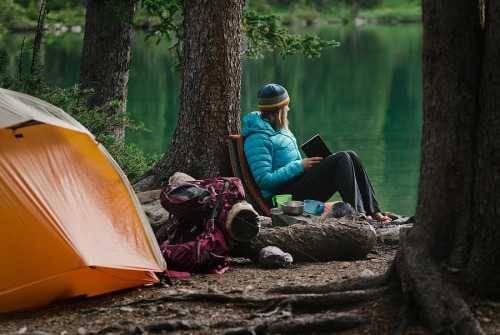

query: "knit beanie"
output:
257 84 290 112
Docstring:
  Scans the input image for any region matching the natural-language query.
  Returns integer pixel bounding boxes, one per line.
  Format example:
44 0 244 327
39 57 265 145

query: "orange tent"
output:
0 88 166 313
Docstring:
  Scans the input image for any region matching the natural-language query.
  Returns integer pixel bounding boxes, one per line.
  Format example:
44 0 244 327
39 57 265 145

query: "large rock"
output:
258 246 293 268
136 189 161 205
136 172 196 232
142 199 169 232
269 208 321 227
132 175 156 193
375 217 414 244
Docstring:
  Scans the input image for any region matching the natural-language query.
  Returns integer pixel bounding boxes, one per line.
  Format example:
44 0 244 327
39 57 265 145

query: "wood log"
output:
233 217 376 262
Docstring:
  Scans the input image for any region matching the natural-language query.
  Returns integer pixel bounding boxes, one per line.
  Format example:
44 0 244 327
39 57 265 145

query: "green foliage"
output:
26 0 41 21
0 1 36 30
0 47 9 76
102 138 162 182
243 10 340 59
50 4 86 27
0 54 158 183
4 1 422 31
39 86 160 183
138 1 339 70
359 0 421 22
140 0 184 71
247 0 421 23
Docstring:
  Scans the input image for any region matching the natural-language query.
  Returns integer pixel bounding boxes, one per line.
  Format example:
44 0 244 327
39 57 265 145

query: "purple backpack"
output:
156 177 245 275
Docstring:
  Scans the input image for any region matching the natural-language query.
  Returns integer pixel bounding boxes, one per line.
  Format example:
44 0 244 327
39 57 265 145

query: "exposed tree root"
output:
268 263 397 294
108 229 487 335
95 319 206 334
123 283 395 314
223 312 368 335
392 302 411 335
93 312 367 335
395 230 485 335
140 319 204 333
268 284 396 312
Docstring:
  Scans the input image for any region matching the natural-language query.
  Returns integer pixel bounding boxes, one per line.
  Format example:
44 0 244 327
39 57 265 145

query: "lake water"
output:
0 23 423 216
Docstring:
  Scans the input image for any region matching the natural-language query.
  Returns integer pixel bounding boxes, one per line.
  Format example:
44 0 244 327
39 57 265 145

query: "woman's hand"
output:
301 157 323 171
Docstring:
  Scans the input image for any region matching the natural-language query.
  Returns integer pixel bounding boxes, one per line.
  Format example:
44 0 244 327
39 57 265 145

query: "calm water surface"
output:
0 23 422 216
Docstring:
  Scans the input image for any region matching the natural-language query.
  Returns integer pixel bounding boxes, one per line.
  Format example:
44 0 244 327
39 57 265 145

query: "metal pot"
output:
280 200 304 216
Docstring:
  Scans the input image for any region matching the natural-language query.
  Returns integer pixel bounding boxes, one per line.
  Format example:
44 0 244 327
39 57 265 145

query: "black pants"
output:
273 151 381 214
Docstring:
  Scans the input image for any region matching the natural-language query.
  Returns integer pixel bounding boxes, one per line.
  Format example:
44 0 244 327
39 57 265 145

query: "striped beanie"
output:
257 84 290 112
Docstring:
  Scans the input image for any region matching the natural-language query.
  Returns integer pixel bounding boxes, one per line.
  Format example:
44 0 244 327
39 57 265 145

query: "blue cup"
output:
304 200 326 215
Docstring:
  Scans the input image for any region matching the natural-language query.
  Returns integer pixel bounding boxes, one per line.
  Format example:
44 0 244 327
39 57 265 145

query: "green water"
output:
0 23 423 216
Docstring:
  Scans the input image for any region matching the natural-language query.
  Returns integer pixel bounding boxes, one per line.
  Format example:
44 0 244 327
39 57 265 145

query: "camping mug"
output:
272 194 292 209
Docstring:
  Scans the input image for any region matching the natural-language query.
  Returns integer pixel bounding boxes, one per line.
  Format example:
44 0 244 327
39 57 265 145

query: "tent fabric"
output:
0 88 91 134
0 88 166 313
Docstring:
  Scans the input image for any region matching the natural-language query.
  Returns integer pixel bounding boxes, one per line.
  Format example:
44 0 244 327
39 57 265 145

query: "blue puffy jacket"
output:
242 112 304 199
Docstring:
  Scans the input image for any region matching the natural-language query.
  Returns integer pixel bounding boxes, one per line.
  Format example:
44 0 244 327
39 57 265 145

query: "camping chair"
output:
228 135 271 216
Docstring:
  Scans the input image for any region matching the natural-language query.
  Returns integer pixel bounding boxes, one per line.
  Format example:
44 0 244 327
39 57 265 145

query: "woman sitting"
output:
241 83 390 222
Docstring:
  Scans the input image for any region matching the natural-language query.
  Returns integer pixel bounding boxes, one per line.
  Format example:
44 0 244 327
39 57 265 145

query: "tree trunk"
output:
135 0 243 190
416 0 482 266
394 0 499 332
79 0 135 139
466 0 500 299
351 0 359 17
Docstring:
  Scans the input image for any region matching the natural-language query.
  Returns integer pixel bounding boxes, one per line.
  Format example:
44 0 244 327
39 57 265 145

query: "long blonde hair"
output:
261 107 289 132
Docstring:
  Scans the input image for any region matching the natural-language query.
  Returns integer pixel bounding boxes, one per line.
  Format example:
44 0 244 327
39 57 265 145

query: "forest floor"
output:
0 243 498 335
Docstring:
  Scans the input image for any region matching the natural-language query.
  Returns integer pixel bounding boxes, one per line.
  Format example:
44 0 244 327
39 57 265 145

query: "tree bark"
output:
233 218 376 262
79 0 135 139
416 0 482 266
393 0 499 333
137 0 243 190
466 0 500 299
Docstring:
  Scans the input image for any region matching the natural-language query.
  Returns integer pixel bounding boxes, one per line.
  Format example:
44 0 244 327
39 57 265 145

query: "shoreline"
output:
2 18 422 35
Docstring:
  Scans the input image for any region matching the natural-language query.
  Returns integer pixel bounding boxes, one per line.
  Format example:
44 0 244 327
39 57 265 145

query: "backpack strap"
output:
206 180 230 234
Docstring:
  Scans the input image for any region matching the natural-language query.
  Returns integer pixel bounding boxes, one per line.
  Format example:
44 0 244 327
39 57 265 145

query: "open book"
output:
300 134 332 159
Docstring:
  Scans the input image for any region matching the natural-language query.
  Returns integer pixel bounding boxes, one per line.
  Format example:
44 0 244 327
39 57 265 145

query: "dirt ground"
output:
1 242 498 335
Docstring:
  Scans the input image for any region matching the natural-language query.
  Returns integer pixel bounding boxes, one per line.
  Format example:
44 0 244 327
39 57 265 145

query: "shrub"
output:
0 54 159 183
38 85 161 183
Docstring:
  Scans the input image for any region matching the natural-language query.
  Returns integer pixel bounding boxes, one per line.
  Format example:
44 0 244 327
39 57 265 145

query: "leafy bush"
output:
38 85 161 183
0 52 159 183
0 47 9 75
242 11 340 60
